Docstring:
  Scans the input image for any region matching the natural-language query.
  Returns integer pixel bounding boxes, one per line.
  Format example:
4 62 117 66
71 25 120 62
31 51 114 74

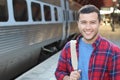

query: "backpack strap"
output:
70 40 78 70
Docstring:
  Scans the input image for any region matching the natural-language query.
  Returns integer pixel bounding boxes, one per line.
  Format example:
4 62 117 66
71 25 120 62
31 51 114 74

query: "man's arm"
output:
55 42 71 80
111 47 120 80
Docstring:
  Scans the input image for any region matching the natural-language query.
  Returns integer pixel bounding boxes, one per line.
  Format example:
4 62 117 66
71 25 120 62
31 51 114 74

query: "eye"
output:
90 21 96 24
80 21 86 24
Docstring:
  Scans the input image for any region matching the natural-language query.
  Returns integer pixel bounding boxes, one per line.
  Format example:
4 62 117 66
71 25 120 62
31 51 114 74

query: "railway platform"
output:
15 52 60 80
100 23 120 47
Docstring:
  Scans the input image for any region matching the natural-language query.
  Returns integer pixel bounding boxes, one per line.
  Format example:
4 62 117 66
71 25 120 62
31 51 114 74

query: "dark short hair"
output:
77 5 101 22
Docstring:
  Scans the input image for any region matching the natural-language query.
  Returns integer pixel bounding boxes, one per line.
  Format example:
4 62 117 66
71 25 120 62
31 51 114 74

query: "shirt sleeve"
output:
55 42 72 80
110 46 120 80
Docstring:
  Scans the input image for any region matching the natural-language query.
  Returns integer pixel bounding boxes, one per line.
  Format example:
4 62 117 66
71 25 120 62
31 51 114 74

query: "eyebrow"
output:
79 19 98 22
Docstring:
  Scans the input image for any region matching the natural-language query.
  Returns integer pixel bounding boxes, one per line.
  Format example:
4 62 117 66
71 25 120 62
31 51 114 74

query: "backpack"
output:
70 40 78 70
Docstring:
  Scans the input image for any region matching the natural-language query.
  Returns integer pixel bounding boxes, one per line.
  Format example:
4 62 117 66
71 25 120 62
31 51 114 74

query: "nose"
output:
85 23 91 29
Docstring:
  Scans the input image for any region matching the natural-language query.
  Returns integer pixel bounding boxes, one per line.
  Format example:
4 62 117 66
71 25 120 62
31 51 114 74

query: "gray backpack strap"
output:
70 40 78 70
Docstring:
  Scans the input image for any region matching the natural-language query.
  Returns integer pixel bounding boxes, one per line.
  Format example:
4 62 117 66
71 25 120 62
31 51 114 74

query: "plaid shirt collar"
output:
76 34 102 48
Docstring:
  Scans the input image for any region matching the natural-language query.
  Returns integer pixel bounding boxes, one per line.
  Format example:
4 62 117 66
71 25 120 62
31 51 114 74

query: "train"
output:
0 0 80 79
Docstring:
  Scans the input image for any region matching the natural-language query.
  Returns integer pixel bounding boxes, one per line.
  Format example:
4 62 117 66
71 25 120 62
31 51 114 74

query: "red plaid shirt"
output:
55 35 120 80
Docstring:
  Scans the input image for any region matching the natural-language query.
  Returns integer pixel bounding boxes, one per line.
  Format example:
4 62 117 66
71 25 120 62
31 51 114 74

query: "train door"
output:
60 0 69 42
64 0 70 39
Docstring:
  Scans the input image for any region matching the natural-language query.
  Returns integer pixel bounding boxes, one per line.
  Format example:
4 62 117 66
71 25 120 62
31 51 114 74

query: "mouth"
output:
85 31 92 35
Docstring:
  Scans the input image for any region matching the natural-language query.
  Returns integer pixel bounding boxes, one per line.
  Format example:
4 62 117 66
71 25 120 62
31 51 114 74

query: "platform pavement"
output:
99 23 120 47
15 52 60 80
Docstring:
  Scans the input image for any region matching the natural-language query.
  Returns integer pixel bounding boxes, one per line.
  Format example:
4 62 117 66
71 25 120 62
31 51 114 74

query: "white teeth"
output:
85 32 91 34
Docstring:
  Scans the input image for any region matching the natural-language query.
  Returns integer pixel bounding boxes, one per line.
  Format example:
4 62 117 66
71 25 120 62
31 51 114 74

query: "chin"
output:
84 37 94 41
84 36 93 39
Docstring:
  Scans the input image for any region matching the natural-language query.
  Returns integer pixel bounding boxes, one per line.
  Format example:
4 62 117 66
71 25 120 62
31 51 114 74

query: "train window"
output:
31 2 41 21
0 0 8 22
54 7 58 21
13 0 28 21
44 5 51 21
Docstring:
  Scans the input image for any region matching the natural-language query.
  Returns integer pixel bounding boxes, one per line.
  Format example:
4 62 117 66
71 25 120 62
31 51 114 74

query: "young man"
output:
55 5 120 80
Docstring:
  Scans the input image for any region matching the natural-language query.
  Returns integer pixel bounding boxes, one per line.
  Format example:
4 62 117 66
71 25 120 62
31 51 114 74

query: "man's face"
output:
78 12 100 43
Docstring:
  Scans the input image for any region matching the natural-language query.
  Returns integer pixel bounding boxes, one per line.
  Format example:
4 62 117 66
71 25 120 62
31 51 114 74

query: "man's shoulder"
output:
64 41 71 49
101 37 120 53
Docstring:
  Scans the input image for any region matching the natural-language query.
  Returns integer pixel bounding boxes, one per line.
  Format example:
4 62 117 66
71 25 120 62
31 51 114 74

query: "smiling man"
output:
55 5 120 80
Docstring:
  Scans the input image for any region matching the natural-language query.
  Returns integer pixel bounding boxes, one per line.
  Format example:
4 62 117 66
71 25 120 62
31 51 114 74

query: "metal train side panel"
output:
69 22 79 35
0 23 62 80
